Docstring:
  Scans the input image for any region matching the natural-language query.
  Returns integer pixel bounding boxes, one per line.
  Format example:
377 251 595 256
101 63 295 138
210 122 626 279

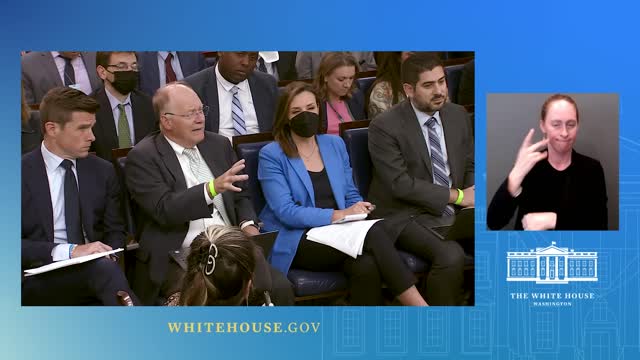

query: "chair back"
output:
340 122 372 198
232 133 274 215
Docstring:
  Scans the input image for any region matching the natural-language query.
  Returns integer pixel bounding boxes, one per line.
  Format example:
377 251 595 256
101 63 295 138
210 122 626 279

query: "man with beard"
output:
184 52 278 141
367 53 474 305
91 51 156 161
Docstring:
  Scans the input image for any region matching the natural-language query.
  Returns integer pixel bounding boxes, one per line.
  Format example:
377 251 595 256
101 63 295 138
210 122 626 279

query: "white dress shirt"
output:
215 64 260 140
157 51 185 87
104 87 135 143
51 51 92 95
164 136 226 248
41 142 87 261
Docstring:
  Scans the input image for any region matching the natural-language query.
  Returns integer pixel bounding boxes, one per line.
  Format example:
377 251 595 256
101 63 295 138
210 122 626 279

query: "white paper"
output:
24 248 124 276
306 220 382 258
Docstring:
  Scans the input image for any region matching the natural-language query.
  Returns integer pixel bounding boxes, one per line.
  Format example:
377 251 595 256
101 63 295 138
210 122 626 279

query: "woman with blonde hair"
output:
313 52 366 135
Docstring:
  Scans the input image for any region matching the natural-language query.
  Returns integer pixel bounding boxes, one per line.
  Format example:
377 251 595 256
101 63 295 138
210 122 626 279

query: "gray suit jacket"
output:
21 52 101 104
125 131 258 304
295 51 377 79
368 100 474 223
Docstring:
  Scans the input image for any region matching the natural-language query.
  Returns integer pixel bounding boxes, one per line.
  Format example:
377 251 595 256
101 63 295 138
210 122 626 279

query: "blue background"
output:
3 0 639 358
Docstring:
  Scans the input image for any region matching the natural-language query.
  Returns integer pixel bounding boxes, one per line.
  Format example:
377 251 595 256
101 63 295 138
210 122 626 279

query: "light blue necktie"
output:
426 117 455 216
231 86 246 135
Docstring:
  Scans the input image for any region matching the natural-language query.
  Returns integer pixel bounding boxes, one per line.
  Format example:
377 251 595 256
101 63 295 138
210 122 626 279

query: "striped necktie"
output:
182 147 231 225
117 104 132 148
61 56 76 86
426 117 455 216
231 86 247 135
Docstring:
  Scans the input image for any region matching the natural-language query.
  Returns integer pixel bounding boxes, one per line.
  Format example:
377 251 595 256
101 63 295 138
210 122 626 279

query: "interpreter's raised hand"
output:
508 129 548 196
214 159 249 193
71 241 113 258
522 212 557 230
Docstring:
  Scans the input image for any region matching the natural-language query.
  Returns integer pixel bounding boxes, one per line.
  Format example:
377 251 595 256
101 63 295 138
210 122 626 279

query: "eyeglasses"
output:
106 62 139 71
164 105 210 119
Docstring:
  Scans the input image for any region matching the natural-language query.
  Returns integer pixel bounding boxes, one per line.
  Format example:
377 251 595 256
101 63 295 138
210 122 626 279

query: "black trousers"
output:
22 257 139 306
396 214 466 305
293 222 416 305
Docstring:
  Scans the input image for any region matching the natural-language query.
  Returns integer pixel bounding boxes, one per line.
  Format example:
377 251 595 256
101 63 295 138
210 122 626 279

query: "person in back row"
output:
184 52 278 141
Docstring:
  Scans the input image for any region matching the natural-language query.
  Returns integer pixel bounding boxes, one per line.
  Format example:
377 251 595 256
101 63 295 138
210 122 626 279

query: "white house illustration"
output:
506 241 597 284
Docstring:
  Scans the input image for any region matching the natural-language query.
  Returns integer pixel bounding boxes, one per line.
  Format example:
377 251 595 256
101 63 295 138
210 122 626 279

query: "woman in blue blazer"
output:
258 82 427 305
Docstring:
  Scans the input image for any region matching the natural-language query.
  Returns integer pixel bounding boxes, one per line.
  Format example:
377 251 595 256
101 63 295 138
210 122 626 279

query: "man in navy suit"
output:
91 51 156 161
184 52 278 140
137 51 207 97
22 87 138 305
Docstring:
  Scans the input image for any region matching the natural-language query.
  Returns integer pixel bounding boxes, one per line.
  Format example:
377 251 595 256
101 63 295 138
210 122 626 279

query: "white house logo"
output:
506 241 598 284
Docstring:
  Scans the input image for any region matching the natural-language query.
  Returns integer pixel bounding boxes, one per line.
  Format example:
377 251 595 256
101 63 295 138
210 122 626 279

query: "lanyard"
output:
326 100 345 123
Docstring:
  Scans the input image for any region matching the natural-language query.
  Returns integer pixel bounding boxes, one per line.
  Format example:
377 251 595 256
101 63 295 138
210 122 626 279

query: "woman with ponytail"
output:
165 225 257 306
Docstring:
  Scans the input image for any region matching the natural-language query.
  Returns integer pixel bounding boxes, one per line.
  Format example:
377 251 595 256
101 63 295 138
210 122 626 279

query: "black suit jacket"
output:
22 147 126 269
137 51 207 96
183 67 278 133
90 87 156 161
125 131 258 304
368 101 474 234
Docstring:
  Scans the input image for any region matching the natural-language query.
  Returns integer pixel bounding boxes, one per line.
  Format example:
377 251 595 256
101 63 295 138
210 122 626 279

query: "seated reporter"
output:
258 82 428 306
313 52 366 135
487 94 608 230
166 226 256 306
22 87 139 305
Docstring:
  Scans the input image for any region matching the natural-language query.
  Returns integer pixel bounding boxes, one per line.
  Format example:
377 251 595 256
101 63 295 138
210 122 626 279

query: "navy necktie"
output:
258 57 268 73
60 160 83 244
61 56 76 86
426 117 455 216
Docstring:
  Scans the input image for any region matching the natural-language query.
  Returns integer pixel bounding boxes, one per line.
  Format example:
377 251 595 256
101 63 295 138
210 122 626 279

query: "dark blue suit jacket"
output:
258 135 362 274
137 51 207 96
91 87 157 161
21 147 126 269
183 67 278 134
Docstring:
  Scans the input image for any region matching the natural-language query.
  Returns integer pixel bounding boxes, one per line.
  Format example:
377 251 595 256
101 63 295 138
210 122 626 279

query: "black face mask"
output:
109 70 138 95
289 111 319 138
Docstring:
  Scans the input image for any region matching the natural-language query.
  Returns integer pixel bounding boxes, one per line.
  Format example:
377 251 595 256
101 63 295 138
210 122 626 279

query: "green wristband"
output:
208 180 217 198
454 188 464 205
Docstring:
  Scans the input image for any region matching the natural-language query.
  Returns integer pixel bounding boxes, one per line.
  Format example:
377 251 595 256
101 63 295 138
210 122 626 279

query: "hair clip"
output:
204 243 218 276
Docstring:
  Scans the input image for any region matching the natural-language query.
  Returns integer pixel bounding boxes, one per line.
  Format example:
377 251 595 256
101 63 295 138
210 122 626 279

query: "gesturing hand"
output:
214 159 249 193
522 212 557 230
508 129 548 196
